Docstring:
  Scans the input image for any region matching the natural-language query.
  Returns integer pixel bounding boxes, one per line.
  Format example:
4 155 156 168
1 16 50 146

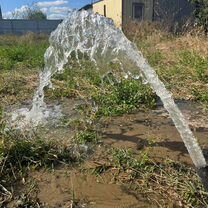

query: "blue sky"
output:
0 0 92 19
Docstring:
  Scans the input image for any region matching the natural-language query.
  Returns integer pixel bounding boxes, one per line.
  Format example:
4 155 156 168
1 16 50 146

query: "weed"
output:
147 51 164 66
93 79 156 117
92 163 111 175
179 50 208 82
106 148 208 207
192 88 208 106
0 36 48 71
0 129 83 187
111 148 149 170
73 130 98 144
0 106 3 120
54 60 101 86
48 63 156 117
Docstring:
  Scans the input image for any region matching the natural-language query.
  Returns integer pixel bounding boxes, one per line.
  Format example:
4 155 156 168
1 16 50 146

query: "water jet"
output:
13 10 208 188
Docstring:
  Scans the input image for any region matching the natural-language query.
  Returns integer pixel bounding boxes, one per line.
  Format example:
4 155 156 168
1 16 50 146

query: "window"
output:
132 3 144 20
104 5 106 17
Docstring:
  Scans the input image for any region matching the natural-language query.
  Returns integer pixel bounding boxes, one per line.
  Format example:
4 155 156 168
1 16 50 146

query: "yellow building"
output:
80 0 193 29
92 0 153 28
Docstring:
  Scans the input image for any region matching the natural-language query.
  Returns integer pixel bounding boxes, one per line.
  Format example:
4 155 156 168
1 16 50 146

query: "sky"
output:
0 0 92 19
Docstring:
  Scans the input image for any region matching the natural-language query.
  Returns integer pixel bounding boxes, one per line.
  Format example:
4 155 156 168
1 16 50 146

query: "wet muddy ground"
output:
101 101 208 166
8 100 208 207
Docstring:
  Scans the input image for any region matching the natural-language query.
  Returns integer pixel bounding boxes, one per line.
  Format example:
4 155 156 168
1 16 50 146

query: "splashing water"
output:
12 10 207 170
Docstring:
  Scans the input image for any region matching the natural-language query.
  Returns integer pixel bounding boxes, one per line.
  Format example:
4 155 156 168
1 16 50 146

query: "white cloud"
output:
2 11 13 19
40 7 48 14
36 1 68 8
2 1 71 20
36 0 71 19
49 6 70 13
3 5 30 19
47 13 67 19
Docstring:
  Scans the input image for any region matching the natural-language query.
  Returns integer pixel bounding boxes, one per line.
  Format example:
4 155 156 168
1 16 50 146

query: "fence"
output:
0 19 62 35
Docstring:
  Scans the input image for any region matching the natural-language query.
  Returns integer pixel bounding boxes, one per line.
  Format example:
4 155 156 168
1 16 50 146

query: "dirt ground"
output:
6 100 208 208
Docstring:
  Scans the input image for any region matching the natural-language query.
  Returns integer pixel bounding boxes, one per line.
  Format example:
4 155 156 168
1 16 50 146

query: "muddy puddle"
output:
101 100 208 165
26 169 151 208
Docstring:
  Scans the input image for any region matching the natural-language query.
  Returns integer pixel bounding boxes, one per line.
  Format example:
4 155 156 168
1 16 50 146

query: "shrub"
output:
191 0 208 33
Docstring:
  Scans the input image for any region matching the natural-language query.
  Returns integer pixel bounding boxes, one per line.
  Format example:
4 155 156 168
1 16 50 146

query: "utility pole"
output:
0 5 3 19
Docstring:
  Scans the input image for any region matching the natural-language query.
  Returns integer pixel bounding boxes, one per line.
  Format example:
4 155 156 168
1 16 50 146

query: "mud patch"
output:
26 168 152 208
101 101 208 165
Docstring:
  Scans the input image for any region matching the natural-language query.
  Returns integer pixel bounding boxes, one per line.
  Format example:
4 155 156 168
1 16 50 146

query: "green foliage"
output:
3 47 28 62
0 106 3 120
192 88 208 106
47 62 102 99
0 41 48 70
179 51 208 82
147 51 164 67
191 0 208 33
0 132 83 188
0 107 5 131
50 62 156 117
27 10 47 20
112 148 149 170
109 148 208 207
0 136 79 171
11 5 47 20
73 130 98 144
55 61 102 86
93 79 156 116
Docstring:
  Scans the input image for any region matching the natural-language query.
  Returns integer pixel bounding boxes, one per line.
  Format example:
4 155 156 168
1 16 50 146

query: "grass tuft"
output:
108 148 208 207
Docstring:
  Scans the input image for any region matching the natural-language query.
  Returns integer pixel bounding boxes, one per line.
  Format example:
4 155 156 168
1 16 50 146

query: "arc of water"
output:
22 10 208 187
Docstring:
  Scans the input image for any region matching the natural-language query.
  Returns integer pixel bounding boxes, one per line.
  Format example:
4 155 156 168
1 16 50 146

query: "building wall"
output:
0 19 62 35
153 0 194 32
153 0 193 22
93 0 122 28
123 0 153 24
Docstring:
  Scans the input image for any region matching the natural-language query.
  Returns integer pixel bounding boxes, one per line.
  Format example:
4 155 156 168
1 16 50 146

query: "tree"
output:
12 5 47 20
191 0 208 33
27 7 47 20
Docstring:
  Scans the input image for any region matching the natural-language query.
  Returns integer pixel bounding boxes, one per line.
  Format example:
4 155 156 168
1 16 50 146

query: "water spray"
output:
13 10 208 189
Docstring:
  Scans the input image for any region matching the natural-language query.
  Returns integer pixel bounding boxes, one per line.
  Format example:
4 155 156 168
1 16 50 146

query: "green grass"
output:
179 50 208 83
0 35 48 107
73 130 98 144
0 42 48 71
1 31 208 207
192 88 208 107
0 34 48 71
48 61 157 117
141 46 208 104
0 127 86 206
124 22 208 106
0 131 82 180
108 148 208 207
112 148 149 170
93 79 156 117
